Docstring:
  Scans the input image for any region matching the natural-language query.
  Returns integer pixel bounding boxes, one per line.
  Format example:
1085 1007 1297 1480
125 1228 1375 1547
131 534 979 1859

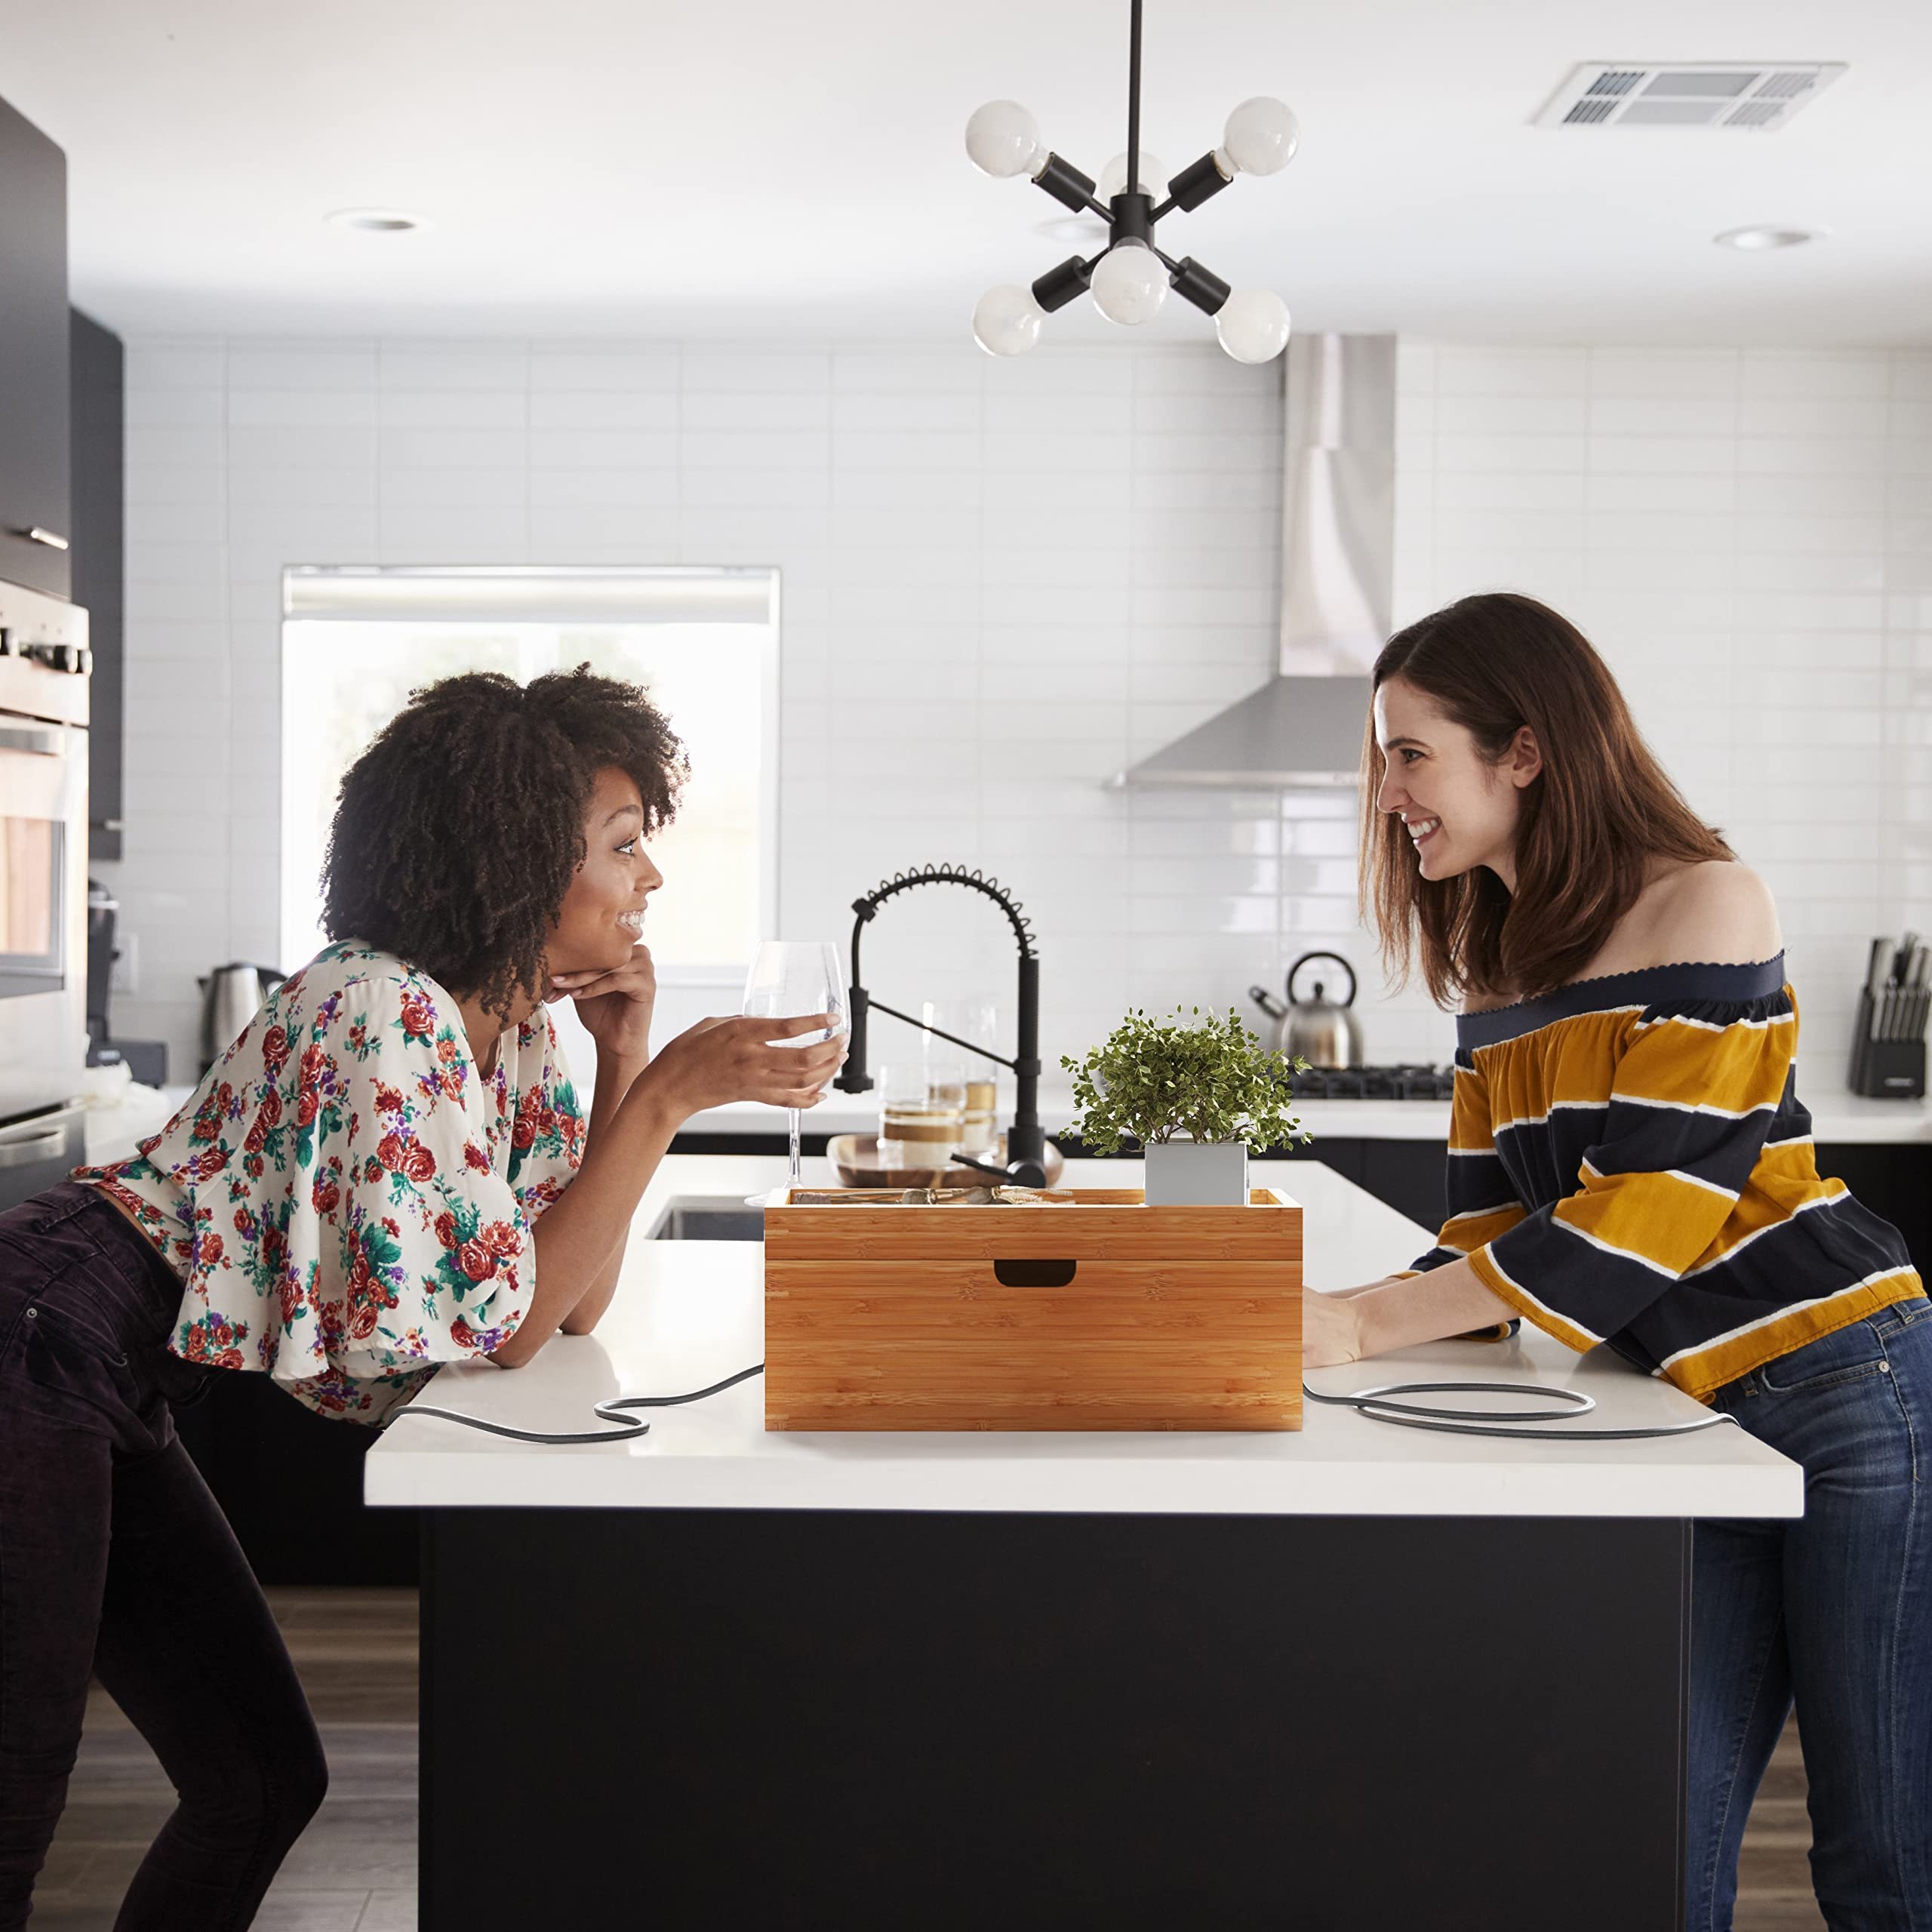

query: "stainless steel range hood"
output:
1112 332 1395 789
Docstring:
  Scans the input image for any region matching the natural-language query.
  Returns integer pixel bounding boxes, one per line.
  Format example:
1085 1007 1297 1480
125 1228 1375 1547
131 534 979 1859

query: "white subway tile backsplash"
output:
679 349 829 393
527 391 678 431
377 389 526 429
378 343 528 390
831 350 983 395
1589 350 1739 398
226 344 376 390
1433 347 1589 397
112 331 1928 1088
128 343 228 389
227 424 377 472
528 345 680 392
227 389 380 429
1737 437 1890 478
1739 352 1890 400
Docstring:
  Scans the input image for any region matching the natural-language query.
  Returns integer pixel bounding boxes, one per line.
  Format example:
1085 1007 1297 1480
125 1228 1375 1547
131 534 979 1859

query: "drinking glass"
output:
741 940 847 1201
878 1061 967 1172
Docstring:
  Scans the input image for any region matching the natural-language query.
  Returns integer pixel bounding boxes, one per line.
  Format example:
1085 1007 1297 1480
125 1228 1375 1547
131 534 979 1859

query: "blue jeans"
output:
0 1181 328 1929
1691 1293 1932 1931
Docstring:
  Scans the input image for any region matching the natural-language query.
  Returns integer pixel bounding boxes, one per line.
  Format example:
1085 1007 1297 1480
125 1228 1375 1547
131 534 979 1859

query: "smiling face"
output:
542 764 663 986
1373 675 1543 892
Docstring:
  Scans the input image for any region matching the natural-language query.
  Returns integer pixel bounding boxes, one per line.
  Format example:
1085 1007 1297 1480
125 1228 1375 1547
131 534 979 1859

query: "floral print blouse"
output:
69 940 585 1423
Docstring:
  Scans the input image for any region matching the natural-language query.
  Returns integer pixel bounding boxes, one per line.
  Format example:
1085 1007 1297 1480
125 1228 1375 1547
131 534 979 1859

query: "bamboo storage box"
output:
763 1186 1303 1431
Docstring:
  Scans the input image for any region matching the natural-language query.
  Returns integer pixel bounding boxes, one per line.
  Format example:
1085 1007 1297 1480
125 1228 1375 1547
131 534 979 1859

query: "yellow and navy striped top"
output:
1409 955 1923 1404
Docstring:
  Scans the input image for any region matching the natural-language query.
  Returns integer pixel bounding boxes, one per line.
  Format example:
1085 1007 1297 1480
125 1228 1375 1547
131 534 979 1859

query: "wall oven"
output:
0 578 91 1212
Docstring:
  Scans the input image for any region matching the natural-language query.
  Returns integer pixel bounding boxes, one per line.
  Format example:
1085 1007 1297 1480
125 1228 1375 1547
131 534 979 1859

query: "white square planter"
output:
1143 1139 1249 1207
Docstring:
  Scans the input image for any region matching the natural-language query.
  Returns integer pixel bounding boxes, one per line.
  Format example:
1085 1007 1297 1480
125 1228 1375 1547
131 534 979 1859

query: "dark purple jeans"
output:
0 1180 327 1930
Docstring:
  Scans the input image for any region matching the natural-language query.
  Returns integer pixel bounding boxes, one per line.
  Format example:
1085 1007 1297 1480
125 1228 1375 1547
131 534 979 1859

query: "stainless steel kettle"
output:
198 961 287 1075
1249 951 1362 1069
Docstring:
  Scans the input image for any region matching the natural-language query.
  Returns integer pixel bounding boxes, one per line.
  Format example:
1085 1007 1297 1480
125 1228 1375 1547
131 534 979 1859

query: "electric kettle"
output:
198 961 287 1075
1249 951 1363 1069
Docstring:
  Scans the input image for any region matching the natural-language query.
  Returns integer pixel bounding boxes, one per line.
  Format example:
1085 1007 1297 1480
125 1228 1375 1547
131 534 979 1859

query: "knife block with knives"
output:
1848 933 1929 1099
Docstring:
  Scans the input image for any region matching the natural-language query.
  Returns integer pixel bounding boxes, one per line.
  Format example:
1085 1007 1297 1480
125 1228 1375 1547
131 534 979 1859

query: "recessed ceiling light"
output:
1713 225 1819 250
325 208 424 233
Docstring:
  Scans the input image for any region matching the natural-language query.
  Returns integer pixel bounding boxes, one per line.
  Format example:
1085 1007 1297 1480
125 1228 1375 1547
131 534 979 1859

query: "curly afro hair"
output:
321 664 688 1023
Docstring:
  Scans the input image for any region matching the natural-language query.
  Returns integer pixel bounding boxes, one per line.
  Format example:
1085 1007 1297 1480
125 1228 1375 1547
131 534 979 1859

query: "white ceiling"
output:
4 0 1930 344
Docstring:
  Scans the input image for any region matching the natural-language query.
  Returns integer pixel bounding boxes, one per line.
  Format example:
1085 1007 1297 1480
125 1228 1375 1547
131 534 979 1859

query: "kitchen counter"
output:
365 1155 1798 1518
381 1152 1802 1931
117 1078 1932 1164
681 1084 1932 1144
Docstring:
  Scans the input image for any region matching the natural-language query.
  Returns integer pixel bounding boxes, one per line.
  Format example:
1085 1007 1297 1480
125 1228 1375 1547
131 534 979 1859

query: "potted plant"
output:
1060 1006 1309 1206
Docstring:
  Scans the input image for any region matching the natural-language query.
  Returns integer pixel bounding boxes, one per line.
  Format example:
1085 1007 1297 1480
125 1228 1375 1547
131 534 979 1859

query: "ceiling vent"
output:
1534 62 1847 131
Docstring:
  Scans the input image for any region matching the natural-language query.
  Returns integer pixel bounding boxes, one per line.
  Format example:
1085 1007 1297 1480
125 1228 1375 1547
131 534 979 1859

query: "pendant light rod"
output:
1127 0 1143 203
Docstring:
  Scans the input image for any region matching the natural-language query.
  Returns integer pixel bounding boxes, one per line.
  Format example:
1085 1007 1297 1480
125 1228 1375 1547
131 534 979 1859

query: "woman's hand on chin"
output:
547 945 657 1061
1301 1284 1366 1368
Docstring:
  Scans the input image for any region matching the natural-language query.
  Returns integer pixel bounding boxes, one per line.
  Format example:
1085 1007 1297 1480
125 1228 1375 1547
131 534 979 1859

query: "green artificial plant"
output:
1060 1006 1311 1156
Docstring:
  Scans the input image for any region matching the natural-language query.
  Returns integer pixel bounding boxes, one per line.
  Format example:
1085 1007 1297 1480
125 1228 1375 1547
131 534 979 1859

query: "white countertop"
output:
681 1087 1932 1145
365 1154 1802 1520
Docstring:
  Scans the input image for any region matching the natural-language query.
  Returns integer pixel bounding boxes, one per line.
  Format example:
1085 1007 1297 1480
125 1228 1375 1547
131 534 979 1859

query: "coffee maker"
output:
86 879 168 1087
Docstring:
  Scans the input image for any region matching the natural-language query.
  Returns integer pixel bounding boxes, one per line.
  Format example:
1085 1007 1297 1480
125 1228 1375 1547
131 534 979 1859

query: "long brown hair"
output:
1358 592 1731 1006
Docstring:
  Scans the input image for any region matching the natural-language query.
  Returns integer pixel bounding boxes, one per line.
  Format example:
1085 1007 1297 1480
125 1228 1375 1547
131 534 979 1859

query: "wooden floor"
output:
32 1589 417 1931
32 1586 1825 1930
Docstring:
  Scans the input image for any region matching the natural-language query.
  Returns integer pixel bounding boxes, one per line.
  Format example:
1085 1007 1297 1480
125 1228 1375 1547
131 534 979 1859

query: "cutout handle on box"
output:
993 1259 1078 1288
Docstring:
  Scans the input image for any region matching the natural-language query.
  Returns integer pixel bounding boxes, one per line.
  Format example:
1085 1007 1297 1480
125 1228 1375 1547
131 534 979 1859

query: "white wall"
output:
103 337 1349 1092
1392 341 1932 1079
100 332 1930 1097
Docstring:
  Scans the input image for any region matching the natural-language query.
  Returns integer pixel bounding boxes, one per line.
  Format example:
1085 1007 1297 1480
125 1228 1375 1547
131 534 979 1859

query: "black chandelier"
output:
964 0 1297 361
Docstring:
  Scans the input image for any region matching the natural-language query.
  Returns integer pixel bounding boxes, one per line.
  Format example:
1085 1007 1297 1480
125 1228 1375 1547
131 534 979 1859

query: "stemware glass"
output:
740 940 847 1203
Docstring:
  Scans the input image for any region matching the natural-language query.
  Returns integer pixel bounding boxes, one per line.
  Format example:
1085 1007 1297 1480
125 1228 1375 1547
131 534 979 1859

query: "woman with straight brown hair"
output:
1303 591 1929 1930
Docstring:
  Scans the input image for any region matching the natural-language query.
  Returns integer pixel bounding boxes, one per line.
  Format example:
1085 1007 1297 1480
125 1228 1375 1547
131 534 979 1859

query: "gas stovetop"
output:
1291 1063 1455 1101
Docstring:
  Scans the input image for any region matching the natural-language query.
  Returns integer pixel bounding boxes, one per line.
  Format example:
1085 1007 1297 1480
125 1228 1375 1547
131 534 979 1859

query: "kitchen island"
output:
368 1155 1799 1932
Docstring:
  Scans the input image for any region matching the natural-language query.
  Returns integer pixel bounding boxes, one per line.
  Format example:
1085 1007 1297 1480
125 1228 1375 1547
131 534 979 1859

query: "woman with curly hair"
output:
1307 593 1928 1930
0 665 841 1928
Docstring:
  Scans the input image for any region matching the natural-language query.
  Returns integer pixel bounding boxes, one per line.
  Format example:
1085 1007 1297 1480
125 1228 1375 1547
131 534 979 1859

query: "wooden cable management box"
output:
763 1186 1303 1432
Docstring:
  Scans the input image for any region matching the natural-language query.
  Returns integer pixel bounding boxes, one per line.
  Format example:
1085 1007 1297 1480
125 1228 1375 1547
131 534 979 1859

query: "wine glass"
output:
740 940 847 1203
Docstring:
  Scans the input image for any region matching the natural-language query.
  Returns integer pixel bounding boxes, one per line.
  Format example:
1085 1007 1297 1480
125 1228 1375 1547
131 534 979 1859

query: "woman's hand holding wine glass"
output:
647 1011 845 1115
740 942 849 1195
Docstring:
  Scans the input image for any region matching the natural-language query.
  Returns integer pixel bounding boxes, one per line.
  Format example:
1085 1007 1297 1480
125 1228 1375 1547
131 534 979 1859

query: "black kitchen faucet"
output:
831 864 1048 1187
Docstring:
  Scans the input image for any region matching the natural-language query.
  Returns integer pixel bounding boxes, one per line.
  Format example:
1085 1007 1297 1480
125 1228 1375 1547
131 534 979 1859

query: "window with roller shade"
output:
278 567 779 992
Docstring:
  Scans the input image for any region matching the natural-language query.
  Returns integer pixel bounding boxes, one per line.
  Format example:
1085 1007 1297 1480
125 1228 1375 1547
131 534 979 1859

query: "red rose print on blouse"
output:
66 943 582 1424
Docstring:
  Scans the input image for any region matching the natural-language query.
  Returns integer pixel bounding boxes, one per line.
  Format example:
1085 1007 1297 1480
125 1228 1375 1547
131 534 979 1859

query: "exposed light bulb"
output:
1215 289 1291 363
973 285 1045 356
1221 97 1299 176
964 100 1044 179
1089 240 1167 326
1096 151 1169 203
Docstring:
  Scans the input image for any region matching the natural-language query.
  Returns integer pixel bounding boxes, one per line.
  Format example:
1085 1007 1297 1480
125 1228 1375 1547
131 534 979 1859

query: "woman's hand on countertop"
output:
549 943 657 1061
1302 1284 1366 1367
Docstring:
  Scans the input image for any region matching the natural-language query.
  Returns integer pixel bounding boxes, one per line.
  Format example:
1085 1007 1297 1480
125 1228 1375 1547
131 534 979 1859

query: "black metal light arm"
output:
973 2 1292 357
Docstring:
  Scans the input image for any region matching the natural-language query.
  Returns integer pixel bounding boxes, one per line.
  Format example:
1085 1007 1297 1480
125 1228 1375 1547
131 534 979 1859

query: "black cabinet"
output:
0 94 70 598
171 1377 419 1586
1817 1143 1931 1281
71 309 124 861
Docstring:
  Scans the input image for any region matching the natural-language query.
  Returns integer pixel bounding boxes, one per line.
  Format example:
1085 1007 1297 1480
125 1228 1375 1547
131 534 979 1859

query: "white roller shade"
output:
284 566 777 626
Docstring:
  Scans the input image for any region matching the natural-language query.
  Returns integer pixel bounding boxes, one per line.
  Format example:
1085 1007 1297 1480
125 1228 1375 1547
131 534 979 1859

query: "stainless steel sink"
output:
648 1196 764 1241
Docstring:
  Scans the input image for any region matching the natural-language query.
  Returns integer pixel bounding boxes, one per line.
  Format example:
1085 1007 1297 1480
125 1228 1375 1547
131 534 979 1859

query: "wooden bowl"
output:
826 1132 1066 1191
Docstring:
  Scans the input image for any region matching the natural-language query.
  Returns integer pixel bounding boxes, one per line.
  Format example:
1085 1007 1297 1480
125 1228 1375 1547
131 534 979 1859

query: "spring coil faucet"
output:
832 864 1048 1188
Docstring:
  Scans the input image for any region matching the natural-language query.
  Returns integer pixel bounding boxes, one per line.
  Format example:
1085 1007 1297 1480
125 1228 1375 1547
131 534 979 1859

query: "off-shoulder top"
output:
1408 955 1923 1403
